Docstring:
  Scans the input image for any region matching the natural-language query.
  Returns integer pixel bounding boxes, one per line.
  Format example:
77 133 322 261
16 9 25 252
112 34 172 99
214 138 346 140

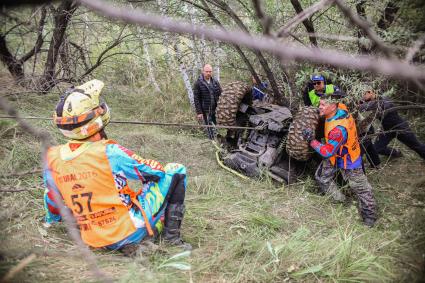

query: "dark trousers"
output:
360 126 381 167
315 159 376 221
153 173 186 220
374 128 425 160
202 112 217 140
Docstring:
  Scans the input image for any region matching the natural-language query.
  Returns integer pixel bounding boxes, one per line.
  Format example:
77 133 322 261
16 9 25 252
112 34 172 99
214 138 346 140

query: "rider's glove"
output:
302 128 314 143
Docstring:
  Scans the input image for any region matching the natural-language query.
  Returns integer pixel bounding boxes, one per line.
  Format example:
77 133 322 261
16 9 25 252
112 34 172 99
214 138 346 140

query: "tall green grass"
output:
0 82 424 282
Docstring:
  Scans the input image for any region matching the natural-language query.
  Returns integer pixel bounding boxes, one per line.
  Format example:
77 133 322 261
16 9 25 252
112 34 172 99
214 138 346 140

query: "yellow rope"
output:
212 141 249 180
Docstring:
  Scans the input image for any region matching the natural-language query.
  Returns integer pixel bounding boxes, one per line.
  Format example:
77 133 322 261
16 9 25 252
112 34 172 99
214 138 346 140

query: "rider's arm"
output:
359 100 379 112
106 143 165 182
43 167 63 224
310 126 347 158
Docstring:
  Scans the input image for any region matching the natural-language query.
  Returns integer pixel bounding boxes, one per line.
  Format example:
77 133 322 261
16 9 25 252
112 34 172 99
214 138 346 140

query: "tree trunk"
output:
0 35 25 81
213 42 221 82
0 6 47 83
186 3 203 81
209 0 287 105
38 1 77 92
290 0 318 47
355 0 370 54
173 38 196 110
377 1 400 30
157 0 172 85
141 35 162 93
198 0 261 85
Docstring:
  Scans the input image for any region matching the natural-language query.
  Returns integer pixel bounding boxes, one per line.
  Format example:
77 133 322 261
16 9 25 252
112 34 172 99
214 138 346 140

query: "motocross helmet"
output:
54 79 110 140
321 86 346 103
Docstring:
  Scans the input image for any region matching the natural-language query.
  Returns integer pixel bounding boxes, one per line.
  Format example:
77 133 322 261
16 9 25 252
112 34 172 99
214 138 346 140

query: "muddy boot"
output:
163 203 192 250
363 217 375 228
121 243 140 257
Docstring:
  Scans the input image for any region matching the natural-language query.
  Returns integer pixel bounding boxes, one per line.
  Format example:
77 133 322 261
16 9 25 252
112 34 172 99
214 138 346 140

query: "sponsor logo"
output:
130 154 164 171
57 171 97 183
117 145 164 171
72 183 85 192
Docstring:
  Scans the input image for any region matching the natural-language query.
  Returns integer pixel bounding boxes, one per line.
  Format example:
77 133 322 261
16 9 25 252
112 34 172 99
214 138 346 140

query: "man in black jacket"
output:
359 90 425 160
193 64 222 139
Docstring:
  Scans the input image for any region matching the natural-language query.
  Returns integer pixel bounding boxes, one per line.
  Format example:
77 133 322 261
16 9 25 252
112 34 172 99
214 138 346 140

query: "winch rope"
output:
0 116 256 130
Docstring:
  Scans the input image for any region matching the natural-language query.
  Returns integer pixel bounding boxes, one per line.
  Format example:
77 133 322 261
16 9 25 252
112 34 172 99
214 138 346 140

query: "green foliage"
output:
1 0 425 282
1 80 425 282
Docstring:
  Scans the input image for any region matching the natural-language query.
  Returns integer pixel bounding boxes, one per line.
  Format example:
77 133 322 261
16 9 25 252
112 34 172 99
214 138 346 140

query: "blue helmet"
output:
311 74 325 81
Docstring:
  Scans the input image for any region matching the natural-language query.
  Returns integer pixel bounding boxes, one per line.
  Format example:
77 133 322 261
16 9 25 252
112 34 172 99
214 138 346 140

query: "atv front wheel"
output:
216 81 251 126
286 106 320 161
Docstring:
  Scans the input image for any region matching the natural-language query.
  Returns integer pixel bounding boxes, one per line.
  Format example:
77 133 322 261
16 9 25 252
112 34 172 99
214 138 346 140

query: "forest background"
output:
0 0 424 282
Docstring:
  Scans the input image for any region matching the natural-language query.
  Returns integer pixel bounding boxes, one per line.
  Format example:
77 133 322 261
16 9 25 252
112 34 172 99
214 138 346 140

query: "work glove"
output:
302 128 314 143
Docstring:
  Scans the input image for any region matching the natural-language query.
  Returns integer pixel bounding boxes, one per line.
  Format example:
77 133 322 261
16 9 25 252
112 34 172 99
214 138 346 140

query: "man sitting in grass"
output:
43 79 191 255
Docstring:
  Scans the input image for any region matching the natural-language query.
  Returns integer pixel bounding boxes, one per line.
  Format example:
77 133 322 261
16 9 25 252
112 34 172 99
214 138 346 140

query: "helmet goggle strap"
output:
54 103 107 129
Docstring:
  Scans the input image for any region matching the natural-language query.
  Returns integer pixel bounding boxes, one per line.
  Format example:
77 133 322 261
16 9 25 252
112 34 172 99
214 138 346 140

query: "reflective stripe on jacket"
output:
308 84 335 107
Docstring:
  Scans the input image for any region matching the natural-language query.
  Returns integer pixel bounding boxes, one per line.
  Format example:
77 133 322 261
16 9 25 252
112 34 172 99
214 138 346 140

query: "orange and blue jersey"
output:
310 109 362 169
43 140 187 249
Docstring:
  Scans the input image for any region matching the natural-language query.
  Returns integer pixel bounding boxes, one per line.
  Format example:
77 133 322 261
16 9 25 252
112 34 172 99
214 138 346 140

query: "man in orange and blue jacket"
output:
303 92 377 227
43 80 191 253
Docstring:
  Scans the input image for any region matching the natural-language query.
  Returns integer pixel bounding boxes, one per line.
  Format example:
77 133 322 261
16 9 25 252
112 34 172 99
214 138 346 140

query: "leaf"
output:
293 264 324 276
157 251 192 271
158 262 191 271
287 264 297 273
166 250 191 261
266 242 275 257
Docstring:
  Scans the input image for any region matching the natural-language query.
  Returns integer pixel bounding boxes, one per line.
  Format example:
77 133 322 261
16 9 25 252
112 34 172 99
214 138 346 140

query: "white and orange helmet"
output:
54 79 111 140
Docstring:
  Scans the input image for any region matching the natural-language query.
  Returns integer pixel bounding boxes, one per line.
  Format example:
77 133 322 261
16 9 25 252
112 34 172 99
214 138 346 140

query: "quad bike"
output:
215 81 321 184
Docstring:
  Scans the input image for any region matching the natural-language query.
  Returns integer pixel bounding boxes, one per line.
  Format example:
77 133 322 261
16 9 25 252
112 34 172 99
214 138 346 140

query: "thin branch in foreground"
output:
277 0 333 37
78 0 425 85
333 0 393 58
0 187 36 193
0 168 43 178
1 254 36 282
405 35 425 63
0 95 112 283
251 0 272 35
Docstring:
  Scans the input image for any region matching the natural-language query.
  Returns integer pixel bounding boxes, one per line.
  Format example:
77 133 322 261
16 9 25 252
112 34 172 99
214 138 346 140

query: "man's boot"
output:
163 203 192 250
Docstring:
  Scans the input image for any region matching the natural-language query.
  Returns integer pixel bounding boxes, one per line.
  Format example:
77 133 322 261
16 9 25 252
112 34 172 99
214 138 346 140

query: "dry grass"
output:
1 81 424 282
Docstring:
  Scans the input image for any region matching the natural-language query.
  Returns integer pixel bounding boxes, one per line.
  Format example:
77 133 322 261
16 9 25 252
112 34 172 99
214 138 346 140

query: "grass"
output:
1 78 425 282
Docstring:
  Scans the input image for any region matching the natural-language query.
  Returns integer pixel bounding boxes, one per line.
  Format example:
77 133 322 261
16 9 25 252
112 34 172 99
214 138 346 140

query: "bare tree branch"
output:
76 27 130 80
251 0 272 35
277 0 333 37
208 0 286 104
69 41 89 70
405 35 425 63
1 168 42 178
20 6 47 62
289 0 318 47
77 0 425 85
333 0 393 58
1 254 36 282
0 94 113 283
0 187 36 192
196 0 261 85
